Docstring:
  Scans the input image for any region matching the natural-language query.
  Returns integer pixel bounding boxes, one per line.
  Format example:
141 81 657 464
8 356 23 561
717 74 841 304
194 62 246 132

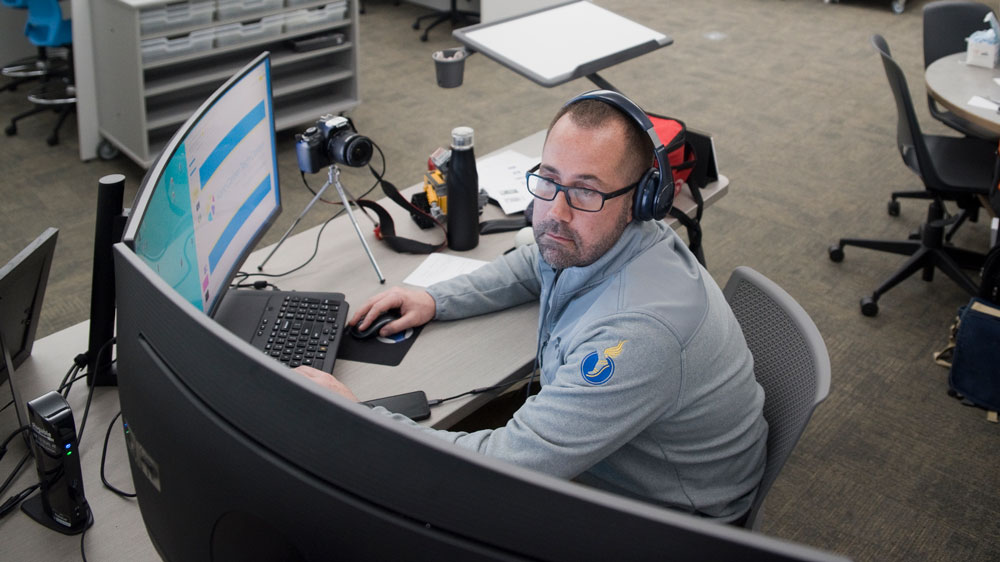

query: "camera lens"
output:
329 132 373 167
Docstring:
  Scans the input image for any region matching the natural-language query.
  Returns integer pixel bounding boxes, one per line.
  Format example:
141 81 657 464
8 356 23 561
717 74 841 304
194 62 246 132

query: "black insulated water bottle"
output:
446 126 479 251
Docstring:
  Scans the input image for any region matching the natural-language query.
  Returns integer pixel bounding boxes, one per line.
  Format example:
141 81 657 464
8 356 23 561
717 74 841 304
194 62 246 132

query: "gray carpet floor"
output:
1 0 998 559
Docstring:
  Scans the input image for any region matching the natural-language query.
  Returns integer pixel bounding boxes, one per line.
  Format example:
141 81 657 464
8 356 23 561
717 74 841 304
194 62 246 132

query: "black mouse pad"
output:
336 325 423 366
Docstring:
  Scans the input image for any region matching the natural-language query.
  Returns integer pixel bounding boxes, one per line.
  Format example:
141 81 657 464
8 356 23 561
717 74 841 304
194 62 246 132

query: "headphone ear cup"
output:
632 168 661 222
651 169 674 221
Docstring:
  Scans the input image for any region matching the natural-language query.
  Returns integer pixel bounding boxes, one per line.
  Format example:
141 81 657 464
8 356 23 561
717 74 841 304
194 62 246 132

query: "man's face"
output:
531 115 634 269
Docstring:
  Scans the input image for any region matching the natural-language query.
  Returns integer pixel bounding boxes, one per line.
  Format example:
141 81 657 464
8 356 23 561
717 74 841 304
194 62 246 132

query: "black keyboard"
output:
250 294 346 372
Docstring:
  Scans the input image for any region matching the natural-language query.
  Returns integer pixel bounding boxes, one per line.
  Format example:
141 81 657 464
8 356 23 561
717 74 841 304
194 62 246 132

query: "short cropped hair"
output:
548 98 654 186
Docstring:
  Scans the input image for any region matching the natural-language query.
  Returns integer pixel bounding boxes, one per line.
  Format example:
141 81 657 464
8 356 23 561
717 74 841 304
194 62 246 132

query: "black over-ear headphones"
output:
564 90 673 221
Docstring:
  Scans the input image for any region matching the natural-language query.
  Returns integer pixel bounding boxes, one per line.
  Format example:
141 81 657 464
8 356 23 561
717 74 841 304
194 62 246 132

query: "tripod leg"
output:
256 175 332 270
332 167 385 283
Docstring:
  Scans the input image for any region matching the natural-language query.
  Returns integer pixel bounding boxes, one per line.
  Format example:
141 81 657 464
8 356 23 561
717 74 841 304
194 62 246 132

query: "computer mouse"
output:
350 309 401 340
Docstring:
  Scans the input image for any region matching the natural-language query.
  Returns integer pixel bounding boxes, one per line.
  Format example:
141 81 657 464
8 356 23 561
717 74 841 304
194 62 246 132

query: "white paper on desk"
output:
403 253 489 287
476 149 537 215
968 95 999 111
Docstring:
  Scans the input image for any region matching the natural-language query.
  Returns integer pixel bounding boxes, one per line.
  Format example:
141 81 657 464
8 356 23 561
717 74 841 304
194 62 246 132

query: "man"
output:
297 91 767 524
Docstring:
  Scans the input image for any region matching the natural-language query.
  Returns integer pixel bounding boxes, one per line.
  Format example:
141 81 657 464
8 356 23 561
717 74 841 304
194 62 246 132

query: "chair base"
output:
888 190 978 242
6 79 77 146
829 199 985 316
412 0 479 42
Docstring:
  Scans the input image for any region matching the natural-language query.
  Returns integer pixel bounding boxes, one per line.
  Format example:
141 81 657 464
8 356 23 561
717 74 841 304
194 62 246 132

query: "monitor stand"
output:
87 174 128 387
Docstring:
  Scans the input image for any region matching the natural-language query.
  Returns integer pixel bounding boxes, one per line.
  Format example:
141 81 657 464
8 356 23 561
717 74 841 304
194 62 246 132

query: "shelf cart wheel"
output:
98 139 120 161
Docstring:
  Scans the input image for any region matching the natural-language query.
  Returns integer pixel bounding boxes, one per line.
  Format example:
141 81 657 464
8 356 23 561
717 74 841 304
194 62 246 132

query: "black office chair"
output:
924 1 998 141
875 1 997 239
828 35 993 317
412 0 478 42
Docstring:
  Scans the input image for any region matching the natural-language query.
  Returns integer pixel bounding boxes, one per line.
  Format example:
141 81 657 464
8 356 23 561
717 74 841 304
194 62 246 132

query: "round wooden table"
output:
925 52 1000 136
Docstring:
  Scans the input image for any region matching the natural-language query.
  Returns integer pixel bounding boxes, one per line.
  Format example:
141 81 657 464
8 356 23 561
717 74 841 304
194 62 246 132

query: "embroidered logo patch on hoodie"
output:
580 340 626 385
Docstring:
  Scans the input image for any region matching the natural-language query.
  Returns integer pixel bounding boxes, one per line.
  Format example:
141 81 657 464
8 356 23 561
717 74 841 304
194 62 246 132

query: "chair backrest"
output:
2 0 29 9
24 0 71 48
923 1 994 68
722 266 831 530
871 34 946 190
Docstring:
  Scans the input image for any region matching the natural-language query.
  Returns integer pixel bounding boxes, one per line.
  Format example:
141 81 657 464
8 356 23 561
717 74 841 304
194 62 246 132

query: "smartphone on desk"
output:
362 391 431 421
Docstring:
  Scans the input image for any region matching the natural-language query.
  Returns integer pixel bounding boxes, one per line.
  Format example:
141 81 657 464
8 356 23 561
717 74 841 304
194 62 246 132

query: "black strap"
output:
668 205 704 267
361 169 447 254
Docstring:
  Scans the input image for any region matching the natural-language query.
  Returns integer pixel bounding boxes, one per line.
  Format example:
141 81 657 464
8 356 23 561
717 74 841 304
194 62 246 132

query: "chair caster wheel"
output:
860 297 879 317
5 124 15 136
46 135 58 146
828 245 844 263
887 199 900 216
412 21 420 29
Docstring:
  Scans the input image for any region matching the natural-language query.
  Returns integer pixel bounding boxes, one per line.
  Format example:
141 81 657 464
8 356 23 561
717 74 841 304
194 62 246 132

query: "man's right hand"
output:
349 286 436 337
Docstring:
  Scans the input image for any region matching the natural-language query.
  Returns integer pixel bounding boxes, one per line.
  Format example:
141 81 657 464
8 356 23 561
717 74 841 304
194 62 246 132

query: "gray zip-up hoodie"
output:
389 220 767 521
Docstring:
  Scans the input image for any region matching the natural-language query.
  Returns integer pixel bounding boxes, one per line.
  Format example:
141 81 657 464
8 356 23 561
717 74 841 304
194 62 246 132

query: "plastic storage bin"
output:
140 1 215 34
215 14 283 47
141 29 215 63
285 1 348 31
216 0 283 20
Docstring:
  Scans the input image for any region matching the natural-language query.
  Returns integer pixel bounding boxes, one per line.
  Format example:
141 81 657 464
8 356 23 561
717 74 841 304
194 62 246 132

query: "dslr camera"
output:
295 115 373 173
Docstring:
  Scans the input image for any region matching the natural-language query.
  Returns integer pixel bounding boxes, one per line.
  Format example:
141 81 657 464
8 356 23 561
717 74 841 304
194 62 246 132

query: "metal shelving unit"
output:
91 0 360 167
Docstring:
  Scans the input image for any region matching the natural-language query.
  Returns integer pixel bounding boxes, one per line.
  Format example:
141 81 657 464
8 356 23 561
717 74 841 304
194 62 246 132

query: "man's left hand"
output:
294 365 359 402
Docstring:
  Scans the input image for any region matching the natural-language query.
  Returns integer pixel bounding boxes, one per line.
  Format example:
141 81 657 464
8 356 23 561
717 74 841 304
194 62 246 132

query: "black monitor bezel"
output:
121 51 281 317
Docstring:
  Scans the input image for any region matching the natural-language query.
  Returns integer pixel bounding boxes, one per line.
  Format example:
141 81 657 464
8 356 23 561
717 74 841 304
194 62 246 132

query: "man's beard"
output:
533 207 630 269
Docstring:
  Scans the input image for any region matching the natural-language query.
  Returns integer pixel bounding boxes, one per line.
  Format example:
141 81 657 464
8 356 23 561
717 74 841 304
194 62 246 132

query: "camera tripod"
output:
257 164 385 284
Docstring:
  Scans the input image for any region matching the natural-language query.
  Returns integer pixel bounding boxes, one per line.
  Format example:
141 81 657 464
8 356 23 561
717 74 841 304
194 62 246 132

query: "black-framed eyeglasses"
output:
524 164 636 213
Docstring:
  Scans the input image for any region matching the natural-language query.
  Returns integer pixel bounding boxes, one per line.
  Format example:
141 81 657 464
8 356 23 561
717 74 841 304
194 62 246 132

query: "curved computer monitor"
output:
113 242 848 561
122 52 280 316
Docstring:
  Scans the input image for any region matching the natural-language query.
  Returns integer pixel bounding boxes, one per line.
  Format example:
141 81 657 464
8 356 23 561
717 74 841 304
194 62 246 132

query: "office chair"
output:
722 266 831 532
924 2 998 142
1 0 68 95
829 35 993 317
875 1 998 239
4 0 75 146
412 0 478 42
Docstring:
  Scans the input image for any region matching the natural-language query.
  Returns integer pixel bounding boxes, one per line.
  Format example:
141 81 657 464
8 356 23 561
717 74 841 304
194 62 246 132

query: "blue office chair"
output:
4 0 75 146
1 0 45 92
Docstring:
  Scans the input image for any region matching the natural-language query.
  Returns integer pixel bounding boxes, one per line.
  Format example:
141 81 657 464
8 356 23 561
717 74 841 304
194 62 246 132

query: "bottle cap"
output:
451 126 474 149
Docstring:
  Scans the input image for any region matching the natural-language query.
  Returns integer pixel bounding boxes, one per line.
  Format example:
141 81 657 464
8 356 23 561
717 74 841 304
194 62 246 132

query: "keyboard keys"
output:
251 293 344 373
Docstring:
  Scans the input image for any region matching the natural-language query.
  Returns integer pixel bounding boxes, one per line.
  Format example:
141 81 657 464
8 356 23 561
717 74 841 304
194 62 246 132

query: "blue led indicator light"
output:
65 443 71 449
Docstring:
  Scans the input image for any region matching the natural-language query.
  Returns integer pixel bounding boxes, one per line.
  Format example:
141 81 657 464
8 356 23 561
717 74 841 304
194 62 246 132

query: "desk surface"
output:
453 1 672 87
925 52 1000 135
0 129 727 561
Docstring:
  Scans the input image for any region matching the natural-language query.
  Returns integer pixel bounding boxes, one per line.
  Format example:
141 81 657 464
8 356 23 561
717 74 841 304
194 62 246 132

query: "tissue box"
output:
967 38 999 68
